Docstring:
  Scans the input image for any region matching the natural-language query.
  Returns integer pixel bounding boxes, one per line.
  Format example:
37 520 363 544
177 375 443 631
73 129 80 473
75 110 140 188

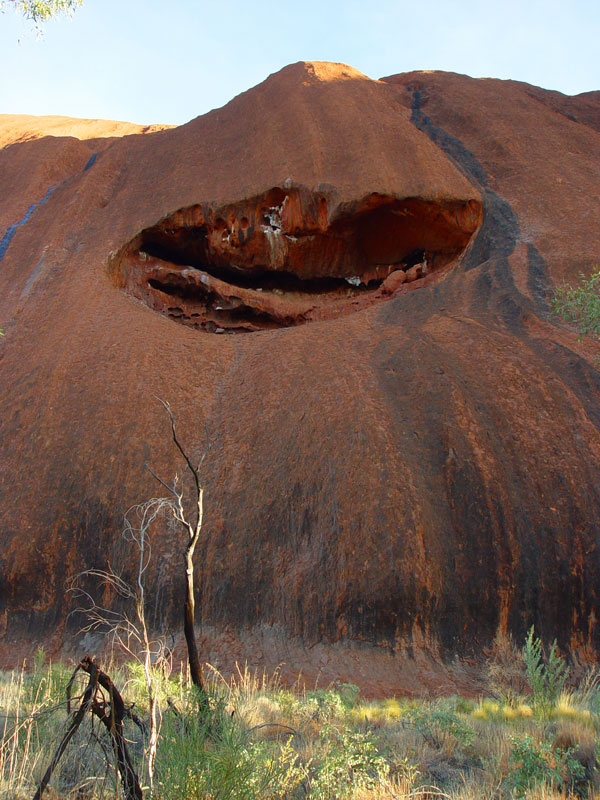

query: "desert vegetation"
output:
552 269 600 341
1 630 599 800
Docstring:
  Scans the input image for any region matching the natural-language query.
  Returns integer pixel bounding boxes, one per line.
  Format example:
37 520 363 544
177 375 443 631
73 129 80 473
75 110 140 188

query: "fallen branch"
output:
248 721 302 738
80 655 143 800
33 658 98 800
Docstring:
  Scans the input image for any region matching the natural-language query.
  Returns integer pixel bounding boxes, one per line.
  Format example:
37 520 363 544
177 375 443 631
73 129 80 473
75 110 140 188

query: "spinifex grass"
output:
1 650 599 799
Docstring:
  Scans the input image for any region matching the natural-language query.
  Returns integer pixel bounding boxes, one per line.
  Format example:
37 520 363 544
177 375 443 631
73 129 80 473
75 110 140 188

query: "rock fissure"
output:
0 151 98 262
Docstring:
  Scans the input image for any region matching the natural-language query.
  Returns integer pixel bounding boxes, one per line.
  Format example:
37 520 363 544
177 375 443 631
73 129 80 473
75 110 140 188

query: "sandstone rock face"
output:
0 63 599 693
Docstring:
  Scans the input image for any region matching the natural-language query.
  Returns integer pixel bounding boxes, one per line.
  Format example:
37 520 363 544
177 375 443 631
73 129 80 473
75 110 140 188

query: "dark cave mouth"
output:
111 189 482 333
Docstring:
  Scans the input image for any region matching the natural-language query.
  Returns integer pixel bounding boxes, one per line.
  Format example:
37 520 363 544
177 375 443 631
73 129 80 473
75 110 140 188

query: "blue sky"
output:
1 0 599 126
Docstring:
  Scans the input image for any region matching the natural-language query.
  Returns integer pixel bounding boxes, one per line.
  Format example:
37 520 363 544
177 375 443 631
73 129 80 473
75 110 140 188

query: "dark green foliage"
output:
506 735 586 798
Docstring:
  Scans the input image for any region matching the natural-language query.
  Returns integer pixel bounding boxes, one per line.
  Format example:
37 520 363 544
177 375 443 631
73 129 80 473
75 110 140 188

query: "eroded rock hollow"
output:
113 190 481 332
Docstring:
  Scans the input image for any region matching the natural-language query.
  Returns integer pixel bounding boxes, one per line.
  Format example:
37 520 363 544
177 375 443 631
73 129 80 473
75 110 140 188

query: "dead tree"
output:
80 656 143 800
34 655 142 800
71 498 172 790
146 398 208 702
33 659 98 800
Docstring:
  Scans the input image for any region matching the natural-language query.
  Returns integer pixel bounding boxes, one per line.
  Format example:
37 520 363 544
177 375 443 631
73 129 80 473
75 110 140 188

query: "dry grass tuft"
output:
1 654 600 799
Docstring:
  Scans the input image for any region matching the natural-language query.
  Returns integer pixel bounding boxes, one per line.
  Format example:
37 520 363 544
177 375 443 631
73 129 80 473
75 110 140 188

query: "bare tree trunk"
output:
92 700 142 800
185 544 204 692
149 398 209 706
132 504 162 789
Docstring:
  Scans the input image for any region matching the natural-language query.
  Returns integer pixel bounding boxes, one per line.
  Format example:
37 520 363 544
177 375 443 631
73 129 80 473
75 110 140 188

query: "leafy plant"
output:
155 705 305 800
553 269 600 340
309 725 389 799
2 0 83 24
506 734 586 798
304 689 347 721
522 627 569 719
406 703 475 750
335 682 361 710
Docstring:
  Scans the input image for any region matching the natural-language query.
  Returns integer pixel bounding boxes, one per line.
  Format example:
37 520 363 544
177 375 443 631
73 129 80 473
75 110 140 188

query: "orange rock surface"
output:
0 63 599 693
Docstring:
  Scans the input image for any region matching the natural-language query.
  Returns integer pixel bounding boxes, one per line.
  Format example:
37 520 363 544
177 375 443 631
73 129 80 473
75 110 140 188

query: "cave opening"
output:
111 189 481 333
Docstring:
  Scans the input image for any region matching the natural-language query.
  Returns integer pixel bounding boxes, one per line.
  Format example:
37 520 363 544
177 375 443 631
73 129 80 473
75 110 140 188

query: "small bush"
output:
155 706 305 800
552 269 600 340
309 725 389 799
522 627 570 720
305 689 348 721
506 734 586 798
406 703 475 751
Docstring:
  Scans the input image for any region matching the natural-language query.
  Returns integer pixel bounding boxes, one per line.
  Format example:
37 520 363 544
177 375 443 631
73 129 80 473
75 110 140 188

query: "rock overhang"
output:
110 185 482 333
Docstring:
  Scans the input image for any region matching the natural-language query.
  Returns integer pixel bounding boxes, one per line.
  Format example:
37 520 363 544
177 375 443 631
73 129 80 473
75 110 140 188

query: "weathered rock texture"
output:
0 63 599 694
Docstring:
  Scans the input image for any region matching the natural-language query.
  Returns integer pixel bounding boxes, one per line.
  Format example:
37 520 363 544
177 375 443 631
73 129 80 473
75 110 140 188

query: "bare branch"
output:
66 662 83 715
248 722 302 738
154 396 201 495
144 462 180 498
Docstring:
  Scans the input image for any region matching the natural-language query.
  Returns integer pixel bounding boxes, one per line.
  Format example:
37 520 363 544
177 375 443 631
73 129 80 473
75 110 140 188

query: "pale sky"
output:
1 0 599 126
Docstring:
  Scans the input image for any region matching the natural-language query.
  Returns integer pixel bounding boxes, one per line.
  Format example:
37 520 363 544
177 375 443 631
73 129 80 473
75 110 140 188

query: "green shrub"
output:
309 725 389 799
522 627 569 719
154 704 305 800
304 689 347 721
406 702 475 749
335 683 361 710
506 734 586 798
552 269 600 340
275 685 358 724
